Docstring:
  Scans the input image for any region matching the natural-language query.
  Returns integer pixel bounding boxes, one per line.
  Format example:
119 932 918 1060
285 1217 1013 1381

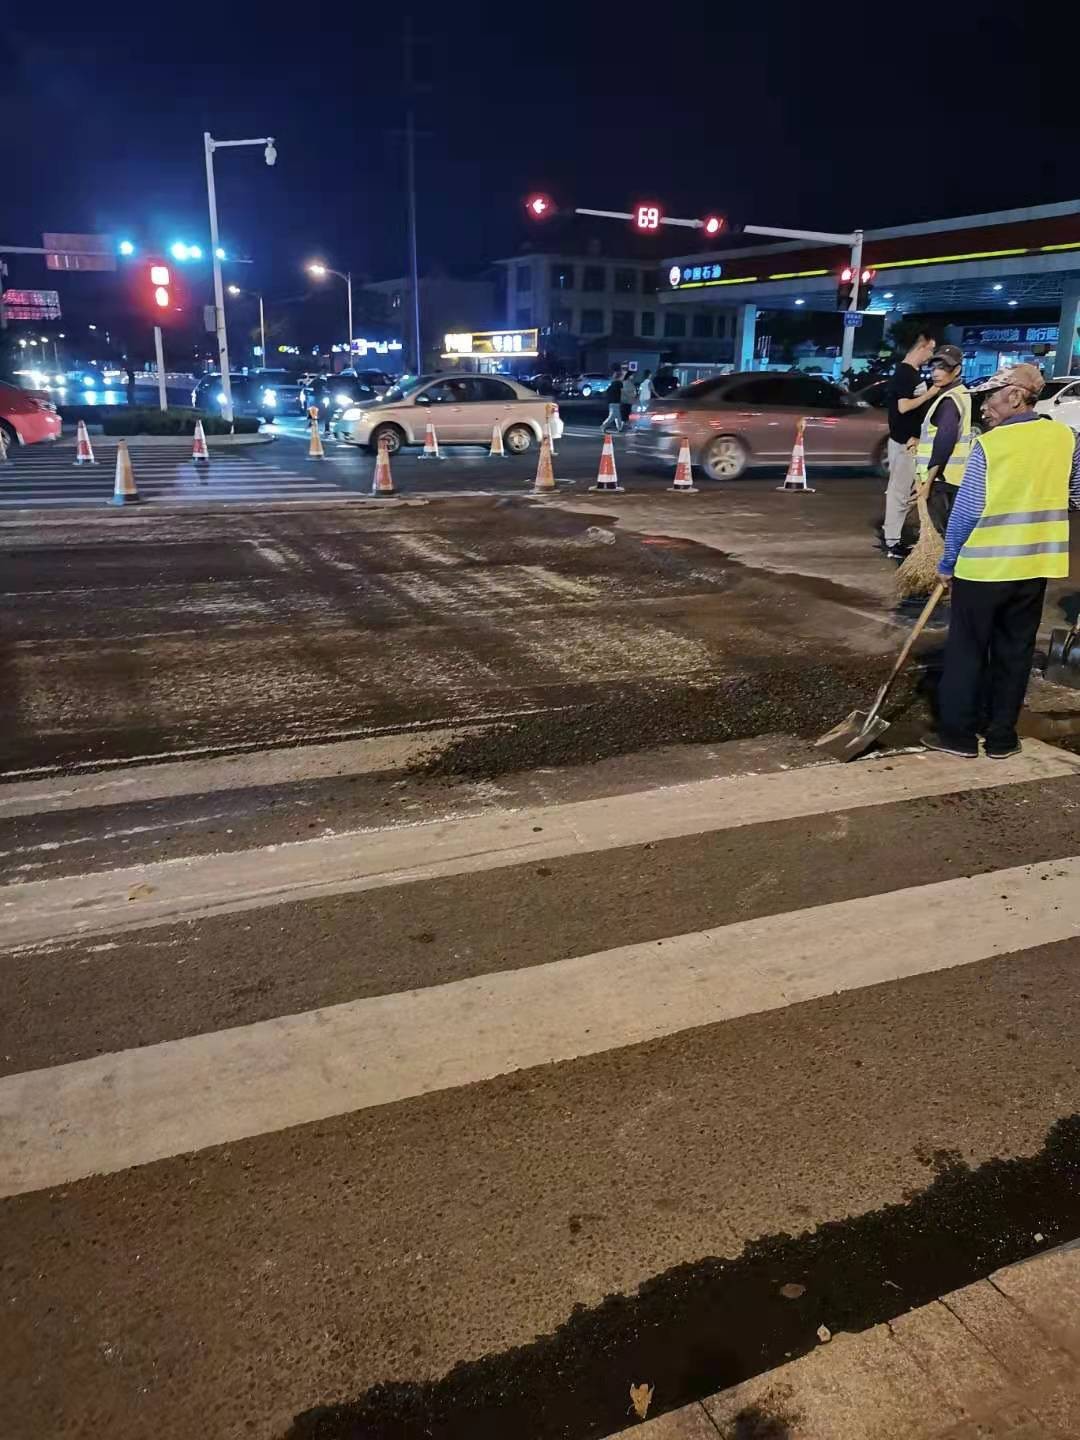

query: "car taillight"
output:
650 411 683 423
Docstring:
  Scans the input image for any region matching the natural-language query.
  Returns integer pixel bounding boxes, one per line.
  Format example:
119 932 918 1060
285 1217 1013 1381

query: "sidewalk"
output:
612 1242 1080 1439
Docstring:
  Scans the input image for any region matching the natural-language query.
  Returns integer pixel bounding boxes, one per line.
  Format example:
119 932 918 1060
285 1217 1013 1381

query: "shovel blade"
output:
814 709 890 761
1045 627 1080 690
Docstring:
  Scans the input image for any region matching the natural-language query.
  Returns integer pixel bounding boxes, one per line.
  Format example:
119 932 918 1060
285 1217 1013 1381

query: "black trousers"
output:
937 576 1047 749
927 478 957 537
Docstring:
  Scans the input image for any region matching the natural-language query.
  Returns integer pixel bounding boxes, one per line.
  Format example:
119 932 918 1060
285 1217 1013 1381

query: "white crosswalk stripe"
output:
0 443 354 506
3 739 1079 1200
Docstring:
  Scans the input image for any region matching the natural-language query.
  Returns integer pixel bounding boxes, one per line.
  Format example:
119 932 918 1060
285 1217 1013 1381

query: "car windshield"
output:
381 374 427 403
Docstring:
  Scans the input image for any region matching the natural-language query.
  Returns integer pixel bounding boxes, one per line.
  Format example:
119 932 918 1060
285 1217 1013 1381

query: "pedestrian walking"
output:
923 364 1080 760
915 344 973 538
601 368 625 433
881 332 937 560
636 369 654 410
620 371 638 424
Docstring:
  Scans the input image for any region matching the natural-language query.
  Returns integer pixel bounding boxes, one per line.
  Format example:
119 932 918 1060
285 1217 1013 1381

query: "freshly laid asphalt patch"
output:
286 1114 1080 1440
415 662 932 782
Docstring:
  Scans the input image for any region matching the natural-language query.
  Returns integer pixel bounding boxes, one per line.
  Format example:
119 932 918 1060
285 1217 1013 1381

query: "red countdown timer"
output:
634 203 662 231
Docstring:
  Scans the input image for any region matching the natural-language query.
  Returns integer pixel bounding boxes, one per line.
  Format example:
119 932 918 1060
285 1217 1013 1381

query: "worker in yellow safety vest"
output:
915 343 973 537
923 363 1080 760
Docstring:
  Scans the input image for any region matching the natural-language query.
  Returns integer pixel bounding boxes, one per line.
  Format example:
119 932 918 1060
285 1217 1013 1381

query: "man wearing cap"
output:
924 363 1080 759
915 344 973 537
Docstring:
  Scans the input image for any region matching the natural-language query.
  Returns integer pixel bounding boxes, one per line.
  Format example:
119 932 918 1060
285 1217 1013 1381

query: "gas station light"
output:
170 242 190 261
794 298 805 306
993 282 1004 291
188 245 203 260
215 247 227 260
118 239 135 256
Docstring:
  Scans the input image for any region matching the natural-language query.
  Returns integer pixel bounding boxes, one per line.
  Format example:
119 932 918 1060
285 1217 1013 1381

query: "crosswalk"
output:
3 737 1080 1438
0 440 351 507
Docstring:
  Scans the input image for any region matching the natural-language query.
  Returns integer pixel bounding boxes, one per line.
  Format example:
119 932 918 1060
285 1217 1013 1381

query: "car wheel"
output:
504 423 533 455
702 435 748 481
370 423 405 455
0 419 18 454
873 438 889 478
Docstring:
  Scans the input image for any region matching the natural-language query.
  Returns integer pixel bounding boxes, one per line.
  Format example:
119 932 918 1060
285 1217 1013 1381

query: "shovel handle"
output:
862 582 946 732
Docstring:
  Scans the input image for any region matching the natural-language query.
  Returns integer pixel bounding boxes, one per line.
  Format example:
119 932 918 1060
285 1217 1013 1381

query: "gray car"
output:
627 371 889 480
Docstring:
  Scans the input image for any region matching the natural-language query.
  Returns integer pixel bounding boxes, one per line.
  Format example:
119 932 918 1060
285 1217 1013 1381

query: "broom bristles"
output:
894 485 943 600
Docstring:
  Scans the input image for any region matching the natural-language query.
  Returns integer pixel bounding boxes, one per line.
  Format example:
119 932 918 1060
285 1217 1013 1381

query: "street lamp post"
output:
227 285 268 367
308 264 353 363
204 131 277 422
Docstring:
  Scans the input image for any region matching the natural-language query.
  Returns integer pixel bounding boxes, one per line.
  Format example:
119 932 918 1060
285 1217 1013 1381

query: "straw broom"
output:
895 478 943 600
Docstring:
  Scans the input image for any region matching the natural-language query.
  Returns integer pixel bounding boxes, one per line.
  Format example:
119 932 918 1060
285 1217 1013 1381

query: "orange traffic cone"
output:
307 409 326 459
531 433 556 493
192 419 210 462
488 423 505 458
74 419 97 465
589 433 624 493
545 403 558 456
109 440 140 506
419 421 443 459
372 437 396 496
669 437 698 493
777 418 815 492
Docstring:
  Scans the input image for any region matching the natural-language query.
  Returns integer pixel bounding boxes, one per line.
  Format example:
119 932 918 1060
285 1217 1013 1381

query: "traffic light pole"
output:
744 224 863 373
153 326 167 413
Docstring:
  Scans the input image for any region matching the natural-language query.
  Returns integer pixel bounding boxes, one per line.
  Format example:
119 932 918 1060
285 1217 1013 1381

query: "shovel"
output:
816 582 947 761
1045 617 1080 689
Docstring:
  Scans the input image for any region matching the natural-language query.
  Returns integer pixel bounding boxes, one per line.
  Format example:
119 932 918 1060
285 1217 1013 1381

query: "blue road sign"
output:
843 312 863 328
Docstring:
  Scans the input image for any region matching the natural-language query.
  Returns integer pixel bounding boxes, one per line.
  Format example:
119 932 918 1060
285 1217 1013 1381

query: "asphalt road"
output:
4 462 1080 1439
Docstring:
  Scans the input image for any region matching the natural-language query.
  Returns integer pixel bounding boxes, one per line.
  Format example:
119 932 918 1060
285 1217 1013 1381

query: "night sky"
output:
2 1 1075 332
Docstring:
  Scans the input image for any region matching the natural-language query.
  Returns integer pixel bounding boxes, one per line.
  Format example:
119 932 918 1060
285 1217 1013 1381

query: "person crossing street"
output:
924 363 1080 760
601 368 625 433
915 344 974 537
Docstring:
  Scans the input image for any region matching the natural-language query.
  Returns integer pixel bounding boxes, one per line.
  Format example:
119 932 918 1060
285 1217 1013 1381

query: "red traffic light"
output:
703 214 726 236
860 268 875 282
525 193 554 220
840 266 853 283
634 203 662 231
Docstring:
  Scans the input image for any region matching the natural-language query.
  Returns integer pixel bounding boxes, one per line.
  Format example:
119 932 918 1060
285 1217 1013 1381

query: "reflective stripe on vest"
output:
916 384 973 487
954 417 1074 582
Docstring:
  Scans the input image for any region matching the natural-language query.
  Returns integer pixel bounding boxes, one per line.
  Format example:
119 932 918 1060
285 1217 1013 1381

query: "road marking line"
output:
1 742 1075 948
3 853 1078 1197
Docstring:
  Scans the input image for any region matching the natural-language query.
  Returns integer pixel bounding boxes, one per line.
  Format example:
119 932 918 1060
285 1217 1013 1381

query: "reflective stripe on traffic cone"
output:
74 420 97 465
192 419 210 462
668 436 698 493
372 437 396 496
419 421 442 459
488 423 505 458
589 433 624 493
545 403 558 456
777 417 815 492
109 440 140 505
307 410 326 459
531 433 556 493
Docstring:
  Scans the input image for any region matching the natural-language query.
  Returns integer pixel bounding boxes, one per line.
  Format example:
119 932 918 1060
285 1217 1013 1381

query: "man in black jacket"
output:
601 368 625 433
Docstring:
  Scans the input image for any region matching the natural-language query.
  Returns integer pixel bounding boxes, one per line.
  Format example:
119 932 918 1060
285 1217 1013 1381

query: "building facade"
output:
493 251 734 370
360 274 498 371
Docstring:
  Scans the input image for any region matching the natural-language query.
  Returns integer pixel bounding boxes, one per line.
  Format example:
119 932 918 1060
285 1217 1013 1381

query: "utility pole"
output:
743 224 864 375
403 17 423 373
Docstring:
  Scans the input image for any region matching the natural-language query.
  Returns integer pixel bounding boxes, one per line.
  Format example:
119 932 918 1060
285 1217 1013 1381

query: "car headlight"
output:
262 388 277 404
342 407 366 421
335 392 351 406
83 376 97 388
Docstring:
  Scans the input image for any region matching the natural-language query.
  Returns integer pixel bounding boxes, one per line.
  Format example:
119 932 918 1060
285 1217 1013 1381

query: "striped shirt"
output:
939 413 1080 576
